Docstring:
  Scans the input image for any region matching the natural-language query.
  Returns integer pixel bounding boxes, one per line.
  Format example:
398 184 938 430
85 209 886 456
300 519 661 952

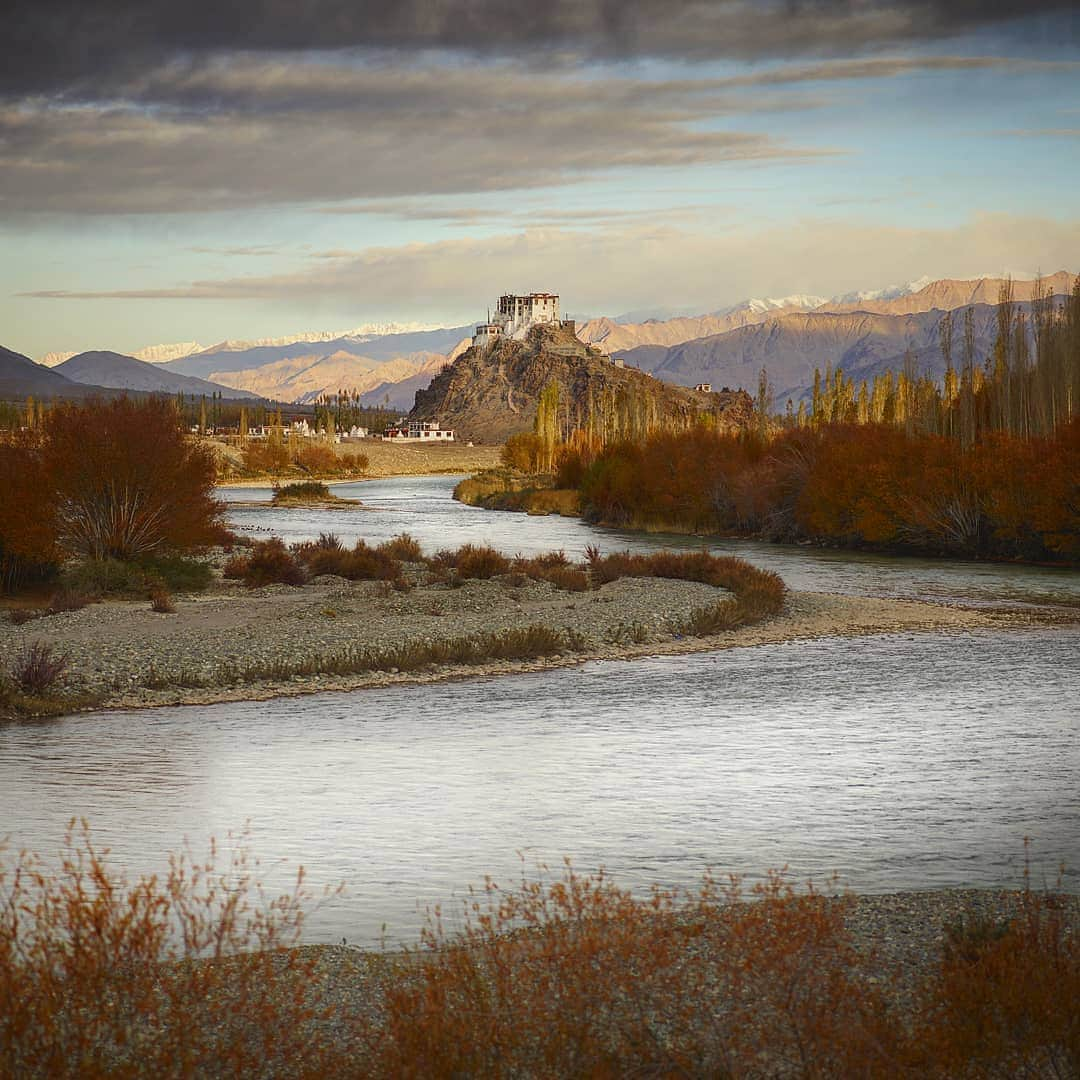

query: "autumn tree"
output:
0 438 59 592
43 397 224 561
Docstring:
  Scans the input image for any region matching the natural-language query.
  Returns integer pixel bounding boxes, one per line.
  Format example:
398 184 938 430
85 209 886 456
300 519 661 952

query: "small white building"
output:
384 419 455 442
472 321 504 349
695 383 712 393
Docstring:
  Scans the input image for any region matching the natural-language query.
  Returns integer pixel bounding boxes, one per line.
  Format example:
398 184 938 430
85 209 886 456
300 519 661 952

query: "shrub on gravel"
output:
584 546 785 630
294 539 400 581
452 544 511 580
227 539 306 587
10 640 68 694
378 533 424 562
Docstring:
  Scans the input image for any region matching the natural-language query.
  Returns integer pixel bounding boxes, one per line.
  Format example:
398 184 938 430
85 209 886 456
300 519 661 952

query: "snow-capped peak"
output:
828 276 935 305
743 294 828 314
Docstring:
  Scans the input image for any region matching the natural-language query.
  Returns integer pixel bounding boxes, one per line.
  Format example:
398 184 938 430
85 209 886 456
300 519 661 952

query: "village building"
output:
695 383 713 393
383 419 455 442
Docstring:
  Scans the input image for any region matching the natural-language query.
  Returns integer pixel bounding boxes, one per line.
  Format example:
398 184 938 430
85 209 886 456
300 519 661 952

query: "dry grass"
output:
0 823 341 1077
142 624 585 691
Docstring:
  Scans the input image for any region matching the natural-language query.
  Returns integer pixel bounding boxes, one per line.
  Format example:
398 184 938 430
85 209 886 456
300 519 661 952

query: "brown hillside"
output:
410 324 753 443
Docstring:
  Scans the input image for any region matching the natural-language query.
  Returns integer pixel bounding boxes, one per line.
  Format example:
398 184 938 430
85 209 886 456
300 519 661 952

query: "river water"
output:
1 476 1077 945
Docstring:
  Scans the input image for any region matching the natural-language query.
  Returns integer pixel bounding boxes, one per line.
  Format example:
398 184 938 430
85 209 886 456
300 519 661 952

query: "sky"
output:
3 0 1080 360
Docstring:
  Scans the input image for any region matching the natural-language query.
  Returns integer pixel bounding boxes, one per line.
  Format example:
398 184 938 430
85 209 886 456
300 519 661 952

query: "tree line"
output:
550 276 1080 562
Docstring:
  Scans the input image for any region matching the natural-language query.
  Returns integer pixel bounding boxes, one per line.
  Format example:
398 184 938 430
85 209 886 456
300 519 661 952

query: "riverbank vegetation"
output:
0 398 227 597
473 278 1079 563
3 830 1076 1077
154 541 784 694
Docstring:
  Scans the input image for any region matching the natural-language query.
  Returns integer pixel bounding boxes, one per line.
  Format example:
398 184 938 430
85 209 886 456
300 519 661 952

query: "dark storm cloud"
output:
0 64 839 216
5 0 1077 96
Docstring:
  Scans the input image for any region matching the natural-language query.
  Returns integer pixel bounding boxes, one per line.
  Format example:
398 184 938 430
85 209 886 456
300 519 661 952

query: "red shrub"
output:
43 398 224 560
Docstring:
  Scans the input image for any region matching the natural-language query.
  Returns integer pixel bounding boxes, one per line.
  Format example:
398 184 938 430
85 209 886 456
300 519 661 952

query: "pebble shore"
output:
0 562 1061 714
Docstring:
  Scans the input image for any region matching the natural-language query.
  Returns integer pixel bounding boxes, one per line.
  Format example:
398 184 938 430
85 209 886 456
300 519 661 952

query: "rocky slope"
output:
619 299 1048 404
577 297 825 354
410 324 753 443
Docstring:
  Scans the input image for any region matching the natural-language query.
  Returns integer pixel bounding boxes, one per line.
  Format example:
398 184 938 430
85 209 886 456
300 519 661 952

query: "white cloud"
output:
22 212 1080 315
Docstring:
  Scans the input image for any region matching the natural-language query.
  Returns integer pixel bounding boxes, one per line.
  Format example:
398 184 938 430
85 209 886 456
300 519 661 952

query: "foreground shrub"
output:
364 867 894 1077
47 587 97 613
0 824 339 1077
911 884 1080 1076
150 589 177 613
135 554 214 594
294 538 401 581
9 641 68 695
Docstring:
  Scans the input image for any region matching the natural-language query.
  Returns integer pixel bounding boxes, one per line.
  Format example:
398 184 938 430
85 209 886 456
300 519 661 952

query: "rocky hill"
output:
410 324 753 443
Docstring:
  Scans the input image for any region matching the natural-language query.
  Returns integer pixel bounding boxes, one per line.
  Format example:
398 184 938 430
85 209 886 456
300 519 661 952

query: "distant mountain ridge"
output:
55 351 259 399
0 345 114 400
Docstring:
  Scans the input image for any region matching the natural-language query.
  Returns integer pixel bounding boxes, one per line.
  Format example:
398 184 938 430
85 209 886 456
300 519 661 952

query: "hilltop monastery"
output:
472 292 574 349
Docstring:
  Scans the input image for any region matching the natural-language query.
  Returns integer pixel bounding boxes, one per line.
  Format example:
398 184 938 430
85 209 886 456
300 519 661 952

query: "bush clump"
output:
224 539 306 587
293 537 401 581
271 481 331 504
10 640 69 695
378 533 424 562
513 551 590 591
0 825 340 1076
452 544 511 580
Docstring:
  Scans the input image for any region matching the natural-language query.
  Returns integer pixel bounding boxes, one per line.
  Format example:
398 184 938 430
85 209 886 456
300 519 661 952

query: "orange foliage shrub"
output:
580 421 1080 562
451 544 511 579
294 443 340 476
362 867 896 1077
294 538 401 581
242 439 290 475
43 398 223 561
0 439 59 592
227 538 306 586
911 886 1080 1076
500 432 544 472
0 824 338 1077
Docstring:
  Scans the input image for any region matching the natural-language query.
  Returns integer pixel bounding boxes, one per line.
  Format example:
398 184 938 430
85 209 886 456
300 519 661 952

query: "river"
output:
1 475 1077 946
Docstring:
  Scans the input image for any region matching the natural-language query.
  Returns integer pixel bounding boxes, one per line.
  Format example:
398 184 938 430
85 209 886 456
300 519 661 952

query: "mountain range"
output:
54 351 260 399
601 272 1076 402
12 271 1075 412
